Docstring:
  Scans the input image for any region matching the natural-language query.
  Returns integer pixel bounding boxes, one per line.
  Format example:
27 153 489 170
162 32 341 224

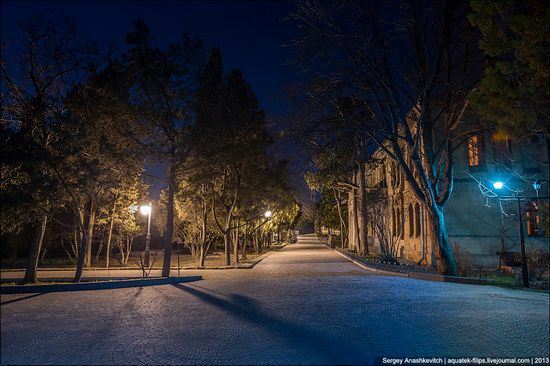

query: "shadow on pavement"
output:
0 276 202 295
171 282 366 363
0 292 45 306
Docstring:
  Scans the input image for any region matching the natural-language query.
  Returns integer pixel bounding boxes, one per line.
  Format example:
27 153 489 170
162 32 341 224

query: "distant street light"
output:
493 181 504 190
140 202 152 267
264 210 272 218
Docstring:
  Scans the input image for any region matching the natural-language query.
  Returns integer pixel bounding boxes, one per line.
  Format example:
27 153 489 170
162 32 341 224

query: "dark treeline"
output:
1 17 301 283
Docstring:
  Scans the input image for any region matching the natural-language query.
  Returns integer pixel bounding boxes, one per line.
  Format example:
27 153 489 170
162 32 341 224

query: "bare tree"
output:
1 16 108 282
290 0 483 274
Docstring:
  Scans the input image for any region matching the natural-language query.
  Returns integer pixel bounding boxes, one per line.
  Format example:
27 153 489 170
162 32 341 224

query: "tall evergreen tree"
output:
469 0 549 145
120 18 203 276
194 49 272 265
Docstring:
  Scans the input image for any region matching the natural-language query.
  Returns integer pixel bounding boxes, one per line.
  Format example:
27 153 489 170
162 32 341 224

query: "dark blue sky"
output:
1 0 298 118
1 0 309 199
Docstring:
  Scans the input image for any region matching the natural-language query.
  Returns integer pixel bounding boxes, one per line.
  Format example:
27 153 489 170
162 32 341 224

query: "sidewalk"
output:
317 235 489 286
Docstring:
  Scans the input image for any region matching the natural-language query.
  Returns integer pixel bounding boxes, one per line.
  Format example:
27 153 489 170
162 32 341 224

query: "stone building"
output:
348 131 549 270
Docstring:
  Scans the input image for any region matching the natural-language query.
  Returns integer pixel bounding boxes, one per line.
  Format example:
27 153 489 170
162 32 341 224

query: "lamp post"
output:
492 181 549 288
263 211 272 250
140 203 152 267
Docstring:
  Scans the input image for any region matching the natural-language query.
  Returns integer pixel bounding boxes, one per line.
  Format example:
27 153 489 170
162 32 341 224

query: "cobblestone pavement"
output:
1 235 549 365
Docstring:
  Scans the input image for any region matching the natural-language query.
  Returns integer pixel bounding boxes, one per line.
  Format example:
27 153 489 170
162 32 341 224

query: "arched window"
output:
415 203 421 237
408 204 414 238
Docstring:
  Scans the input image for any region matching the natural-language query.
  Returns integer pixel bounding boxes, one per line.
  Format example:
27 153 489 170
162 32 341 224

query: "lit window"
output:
468 135 484 167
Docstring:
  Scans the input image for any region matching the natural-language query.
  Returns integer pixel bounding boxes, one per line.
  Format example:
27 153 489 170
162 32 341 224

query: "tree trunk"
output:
61 237 74 263
224 229 231 266
347 190 355 250
234 219 240 264
223 172 240 266
85 195 97 268
253 229 259 253
23 215 48 284
352 171 361 253
241 231 248 260
358 162 369 255
94 228 106 263
125 236 133 264
74 208 88 283
162 161 176 277
40 247 47 264
429 205 458 276
199 198 208 267
334 188 346 249
105 213 115 270
72 228 80 259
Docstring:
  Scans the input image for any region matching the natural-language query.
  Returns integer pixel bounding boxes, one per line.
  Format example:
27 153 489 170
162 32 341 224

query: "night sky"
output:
0 0 298 118
1 0 306 197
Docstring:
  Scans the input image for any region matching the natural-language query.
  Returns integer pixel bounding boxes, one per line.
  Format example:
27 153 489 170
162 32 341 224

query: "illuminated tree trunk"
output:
234 218 240 264
428 205 458 276
223 229 231 265
74 209 88 282
358 162 369 255
199 198 208 267
105 205 115 269
85 195 97 268
23 215 48 284
105 195 117 270
162 159 176 277
334 188 346 249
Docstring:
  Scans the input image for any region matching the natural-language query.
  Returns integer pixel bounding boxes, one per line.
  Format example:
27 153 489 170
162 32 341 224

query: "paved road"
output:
1 235 549 365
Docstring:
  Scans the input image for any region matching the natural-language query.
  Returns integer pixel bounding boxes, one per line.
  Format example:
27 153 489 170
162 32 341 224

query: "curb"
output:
333 246 408 278
0 276 203 295
318 237 488 286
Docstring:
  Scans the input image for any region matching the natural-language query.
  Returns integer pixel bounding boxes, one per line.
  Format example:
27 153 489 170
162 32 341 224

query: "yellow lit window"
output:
468 135 483 167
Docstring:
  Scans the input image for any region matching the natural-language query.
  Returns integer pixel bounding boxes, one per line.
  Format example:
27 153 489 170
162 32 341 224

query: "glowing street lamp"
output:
140 202 152 267
264 210 272 218
493 181 504 190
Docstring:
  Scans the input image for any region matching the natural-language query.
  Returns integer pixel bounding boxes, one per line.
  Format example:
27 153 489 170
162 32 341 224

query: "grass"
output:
484 272 550 293
0 247 280 270
1 279 115 287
